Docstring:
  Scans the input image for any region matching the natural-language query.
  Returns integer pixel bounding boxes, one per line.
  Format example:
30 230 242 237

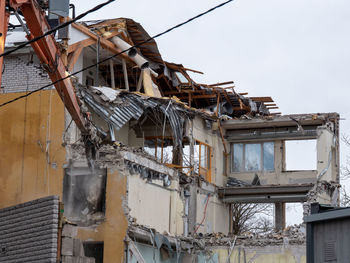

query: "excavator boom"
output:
0 0 87 132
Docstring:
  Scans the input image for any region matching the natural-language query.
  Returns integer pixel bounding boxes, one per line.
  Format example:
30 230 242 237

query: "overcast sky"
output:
70 0 350 224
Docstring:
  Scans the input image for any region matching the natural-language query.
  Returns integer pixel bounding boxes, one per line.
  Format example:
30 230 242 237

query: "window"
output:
174 71 189 83
144 137 173 164
285 140 316 171
63 166 107 225
194 140 212 182
231 142 274 172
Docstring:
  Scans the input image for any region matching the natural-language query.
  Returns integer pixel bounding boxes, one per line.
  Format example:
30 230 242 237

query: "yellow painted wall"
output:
77 169 128 263
0 91 129 262
0 90 66 207
214 246 306 263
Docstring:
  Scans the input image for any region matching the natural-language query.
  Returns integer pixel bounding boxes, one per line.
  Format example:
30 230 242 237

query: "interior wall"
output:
0 90 66 207
195 187 229 235
127 174 184 235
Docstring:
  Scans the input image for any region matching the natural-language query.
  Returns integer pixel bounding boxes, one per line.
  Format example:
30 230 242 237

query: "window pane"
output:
263 142 274 171
245 144 261 171
194 144 200 174
144 139 156 158
200 144 207 168
233 144 243 172
175 71 188 83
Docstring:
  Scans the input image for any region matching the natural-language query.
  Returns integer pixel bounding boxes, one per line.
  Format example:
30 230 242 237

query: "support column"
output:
122 59 129 91
109 60 115 89
229 203 233 235
275 202 286 231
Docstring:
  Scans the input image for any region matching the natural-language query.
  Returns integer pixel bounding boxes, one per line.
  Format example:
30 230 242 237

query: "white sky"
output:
70 0 350 224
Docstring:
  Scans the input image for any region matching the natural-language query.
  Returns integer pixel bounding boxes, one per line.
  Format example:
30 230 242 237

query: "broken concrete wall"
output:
0 90 66 207
125 231 306 263
229 140 318 185
317 126 337 182
128 174 184 235
65 167 128 263
123 150 184 235
128 241 220 263
63 161 107 225
195 190 230 235
190 116 228 186
225 114 339 188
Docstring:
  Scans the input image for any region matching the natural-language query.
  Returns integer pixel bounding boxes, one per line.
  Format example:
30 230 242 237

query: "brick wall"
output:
1 54 53 93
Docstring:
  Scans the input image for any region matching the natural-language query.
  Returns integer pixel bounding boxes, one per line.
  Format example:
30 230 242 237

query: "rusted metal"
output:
0 2 9 87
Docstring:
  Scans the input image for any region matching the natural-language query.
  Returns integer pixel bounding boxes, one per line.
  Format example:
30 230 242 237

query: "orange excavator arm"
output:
0 0 87 133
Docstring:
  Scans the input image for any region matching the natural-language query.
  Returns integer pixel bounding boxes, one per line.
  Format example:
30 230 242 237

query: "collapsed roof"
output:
71 18 279 119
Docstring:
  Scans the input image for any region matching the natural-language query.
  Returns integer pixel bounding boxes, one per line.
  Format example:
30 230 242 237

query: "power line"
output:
0 0 234 108
0 0 115 58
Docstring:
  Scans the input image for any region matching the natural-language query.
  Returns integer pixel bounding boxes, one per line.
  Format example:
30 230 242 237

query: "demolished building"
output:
0 15 340 263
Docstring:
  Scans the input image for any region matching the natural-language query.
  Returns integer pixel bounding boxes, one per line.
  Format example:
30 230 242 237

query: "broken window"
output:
285 139 317 170
231 142 275 172
63 166 107 225
194 140 212 182
83 241 104 263
144 137 173 164
174 71 189 84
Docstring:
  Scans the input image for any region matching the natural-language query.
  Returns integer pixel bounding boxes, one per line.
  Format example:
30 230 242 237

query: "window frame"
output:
144 136 173 164
195 140 212 183
231 142 275 173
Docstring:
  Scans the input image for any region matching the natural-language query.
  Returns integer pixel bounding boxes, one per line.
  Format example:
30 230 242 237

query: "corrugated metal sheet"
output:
81 88 187 149
0 196 59 263
312 217 350 263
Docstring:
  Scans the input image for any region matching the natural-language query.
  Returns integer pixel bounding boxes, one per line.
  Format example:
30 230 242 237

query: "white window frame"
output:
231 142 275 173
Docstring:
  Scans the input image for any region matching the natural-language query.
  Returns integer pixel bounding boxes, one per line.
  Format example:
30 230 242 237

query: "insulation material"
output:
0 196 59 263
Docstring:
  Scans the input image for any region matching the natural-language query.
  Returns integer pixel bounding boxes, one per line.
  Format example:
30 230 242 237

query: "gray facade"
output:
305 205 350 263
0 196 59 263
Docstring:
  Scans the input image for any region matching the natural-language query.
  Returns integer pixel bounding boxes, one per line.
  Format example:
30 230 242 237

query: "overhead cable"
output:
0 0 234 108
0 0 115 58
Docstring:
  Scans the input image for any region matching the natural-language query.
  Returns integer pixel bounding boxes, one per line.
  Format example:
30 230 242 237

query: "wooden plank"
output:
68 44 83 72
250 97 274 103
221 89 234 112
208 81 234 87
183 67 204 74
67 30 121 53
163 90 203 95
222 86 236 89
71 23 131 62
178 94 217 99
267 106 279 109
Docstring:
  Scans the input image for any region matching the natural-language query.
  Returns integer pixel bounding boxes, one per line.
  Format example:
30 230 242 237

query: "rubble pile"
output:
128 222 306 256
